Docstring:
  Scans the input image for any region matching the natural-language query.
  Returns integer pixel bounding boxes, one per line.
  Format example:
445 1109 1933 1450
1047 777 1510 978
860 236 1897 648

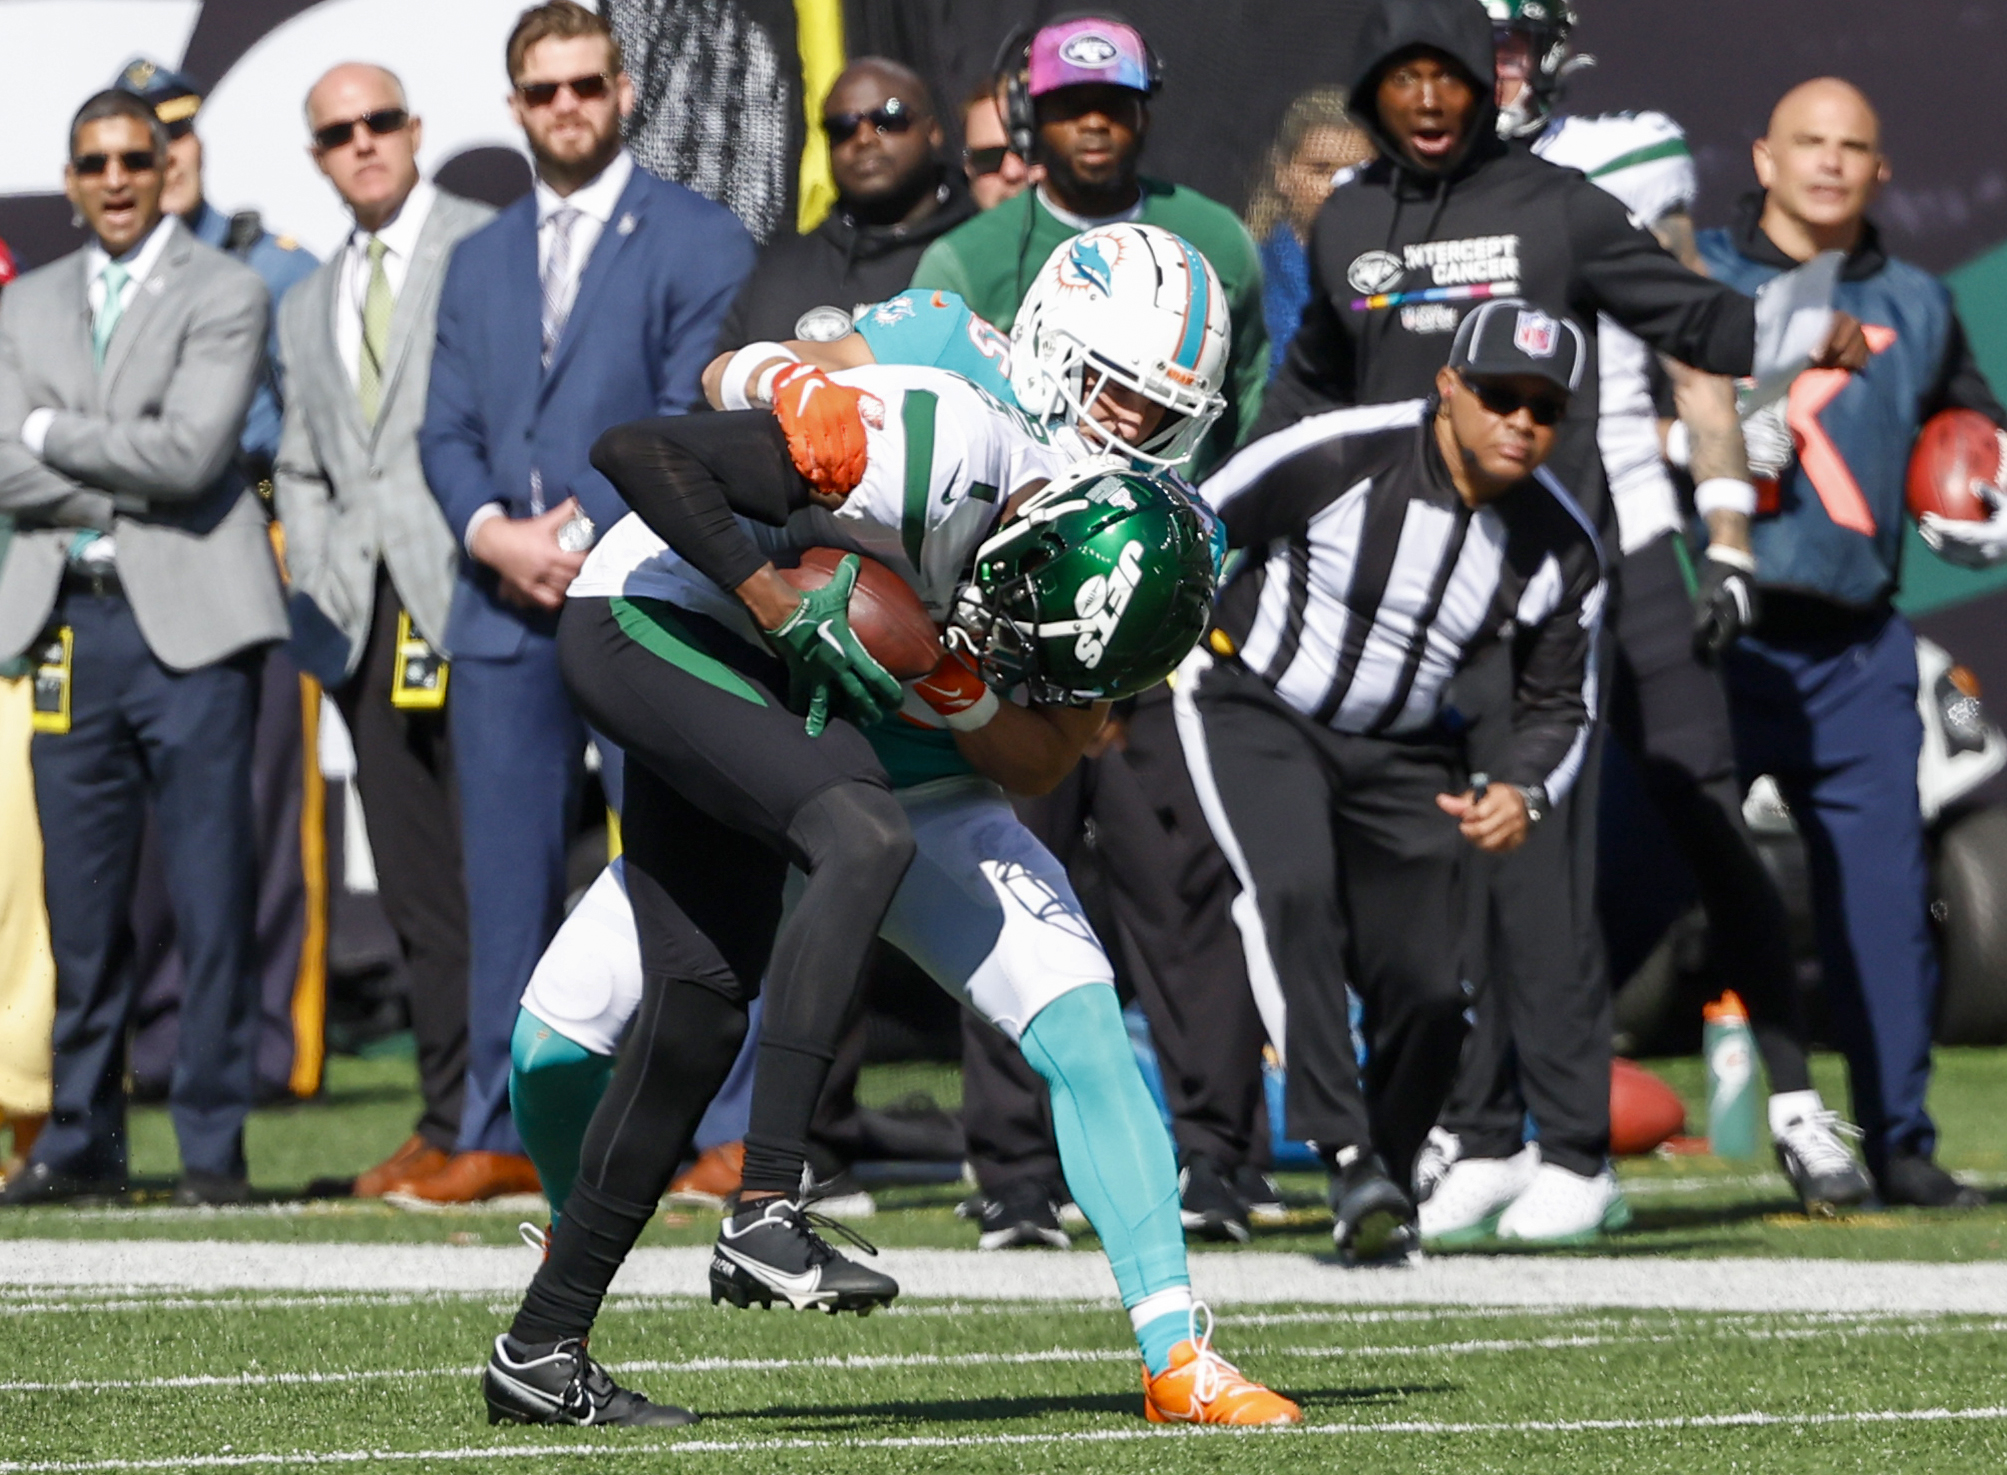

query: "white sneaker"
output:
1411 1126 1462 1204
1768 1090 1872 1214
1418 1144 1540 1244
1495 1162 1631 1244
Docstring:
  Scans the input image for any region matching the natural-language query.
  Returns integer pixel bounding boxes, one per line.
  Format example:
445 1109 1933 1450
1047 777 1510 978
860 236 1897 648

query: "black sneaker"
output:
0 1161 124 1208
483 1334 697 1427
1328 1153 1418 1266
1769 1100 1871 1215
974 1182 1071 1251
711 1197 899 1313
172 1171 251 1207
1233 1163 1288 1227
1179 1156 1252 1244
1877 1153 1986 1209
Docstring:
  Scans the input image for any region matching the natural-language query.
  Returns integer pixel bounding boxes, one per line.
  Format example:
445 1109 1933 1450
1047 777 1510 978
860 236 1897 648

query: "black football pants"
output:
1186 657 1469 1190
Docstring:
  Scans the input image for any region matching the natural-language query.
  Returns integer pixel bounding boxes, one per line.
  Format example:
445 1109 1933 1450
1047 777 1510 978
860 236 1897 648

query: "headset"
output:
994 9 1165 160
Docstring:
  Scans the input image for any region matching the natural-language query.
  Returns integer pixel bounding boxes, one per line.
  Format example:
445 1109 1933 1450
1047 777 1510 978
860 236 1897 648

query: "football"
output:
778 547 944 680
1906 408 2002 523
1609 1057 1687 1157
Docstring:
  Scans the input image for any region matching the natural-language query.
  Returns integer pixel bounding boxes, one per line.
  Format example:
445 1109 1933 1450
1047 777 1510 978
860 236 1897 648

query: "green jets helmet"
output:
949 460 1218 705
1485 0 1585 139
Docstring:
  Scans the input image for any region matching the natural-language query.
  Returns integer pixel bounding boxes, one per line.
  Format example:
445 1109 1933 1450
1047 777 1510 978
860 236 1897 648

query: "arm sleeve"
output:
1570 181 1757 377
908 237 972 299
655 213 758 416
0 295 115 528
271 313 331 591
1503 546 1605 799
1204 435 1340 549
1922 308 2007 426
417 249 501 546
1249 211 1358 438
39 274 268 499
590 410 811 593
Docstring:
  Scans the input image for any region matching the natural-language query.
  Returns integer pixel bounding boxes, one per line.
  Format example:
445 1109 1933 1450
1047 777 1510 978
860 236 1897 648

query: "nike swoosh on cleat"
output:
713 1245 829 1306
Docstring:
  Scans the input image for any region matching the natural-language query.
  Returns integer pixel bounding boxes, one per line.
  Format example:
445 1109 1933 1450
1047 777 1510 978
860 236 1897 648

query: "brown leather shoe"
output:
353 1134 451 1199
386 1151 541 1207
666 1142 744 1209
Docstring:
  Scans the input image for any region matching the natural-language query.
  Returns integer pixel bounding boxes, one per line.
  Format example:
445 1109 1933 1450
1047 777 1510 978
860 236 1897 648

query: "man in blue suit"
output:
415 0 754 1203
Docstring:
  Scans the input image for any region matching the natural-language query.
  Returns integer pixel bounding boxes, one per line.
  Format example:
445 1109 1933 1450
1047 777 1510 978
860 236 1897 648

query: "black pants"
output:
511 596 911 1344
1445 535 1811 1175
960 686 1270 1195
30 587 262 1182
333 572 471 1151
1188 657 1468 1188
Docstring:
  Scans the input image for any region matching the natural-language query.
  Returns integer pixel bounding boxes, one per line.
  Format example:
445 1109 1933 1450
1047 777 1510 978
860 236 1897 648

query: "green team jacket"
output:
908 178 1269 477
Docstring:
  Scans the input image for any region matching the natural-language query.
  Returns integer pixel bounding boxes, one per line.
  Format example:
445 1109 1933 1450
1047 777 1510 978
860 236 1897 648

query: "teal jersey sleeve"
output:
853 289 1018 405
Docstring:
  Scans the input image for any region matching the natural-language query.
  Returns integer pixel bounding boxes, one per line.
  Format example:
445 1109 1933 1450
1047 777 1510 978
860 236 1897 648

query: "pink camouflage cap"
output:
1026 17 1154 98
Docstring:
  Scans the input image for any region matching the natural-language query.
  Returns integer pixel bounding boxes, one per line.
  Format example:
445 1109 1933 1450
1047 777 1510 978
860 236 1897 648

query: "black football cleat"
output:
172 1171 251 1207
1769 1097 1871 1216
1329 1153 1419 1266
973 1182 1071 1251
483 1334 697 1428
1179 1156 1252 1244
710 1196 899 1314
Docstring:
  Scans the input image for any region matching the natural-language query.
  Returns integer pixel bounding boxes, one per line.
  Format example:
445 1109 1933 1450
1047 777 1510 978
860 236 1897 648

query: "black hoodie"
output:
715 168 978 350
1253 0 1758 528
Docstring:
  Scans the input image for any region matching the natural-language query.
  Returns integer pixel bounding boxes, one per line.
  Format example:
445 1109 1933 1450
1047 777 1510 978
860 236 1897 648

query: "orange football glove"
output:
772 362 877 501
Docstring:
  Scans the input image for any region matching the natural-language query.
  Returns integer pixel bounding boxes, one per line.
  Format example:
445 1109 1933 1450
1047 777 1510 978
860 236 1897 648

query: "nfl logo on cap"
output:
1513 309 1559 359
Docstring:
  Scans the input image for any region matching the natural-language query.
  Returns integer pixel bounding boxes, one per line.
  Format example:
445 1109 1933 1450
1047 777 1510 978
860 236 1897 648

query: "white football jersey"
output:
572 364 1074 646
1536 112 1696 554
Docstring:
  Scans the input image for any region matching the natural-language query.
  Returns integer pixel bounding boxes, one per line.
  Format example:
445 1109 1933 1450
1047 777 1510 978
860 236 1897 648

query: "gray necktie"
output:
540 206 581 369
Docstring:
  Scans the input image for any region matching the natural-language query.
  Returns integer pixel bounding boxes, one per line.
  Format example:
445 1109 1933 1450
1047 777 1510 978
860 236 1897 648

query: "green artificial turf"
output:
8 1291 2007 1471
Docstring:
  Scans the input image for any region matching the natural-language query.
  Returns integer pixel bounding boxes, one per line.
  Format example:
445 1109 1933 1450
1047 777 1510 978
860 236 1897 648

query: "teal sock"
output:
1137 1308 1196 1376
508 1009 614 1225
1018 985 1192 1374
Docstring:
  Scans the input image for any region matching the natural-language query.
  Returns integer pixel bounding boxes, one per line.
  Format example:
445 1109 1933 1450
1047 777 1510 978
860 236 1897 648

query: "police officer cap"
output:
112 56 203 135
1449 298 1586 394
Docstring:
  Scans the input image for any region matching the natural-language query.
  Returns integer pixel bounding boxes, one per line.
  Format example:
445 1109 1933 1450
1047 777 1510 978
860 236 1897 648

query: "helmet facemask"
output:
1035 331 1224 470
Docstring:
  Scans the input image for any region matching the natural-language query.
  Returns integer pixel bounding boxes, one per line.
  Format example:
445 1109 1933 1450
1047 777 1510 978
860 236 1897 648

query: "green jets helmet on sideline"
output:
949 461 1217 705
1485 0 1586 139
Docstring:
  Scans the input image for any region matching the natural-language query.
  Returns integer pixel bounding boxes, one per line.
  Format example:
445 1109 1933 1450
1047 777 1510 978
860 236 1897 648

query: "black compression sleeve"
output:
590 410 812 593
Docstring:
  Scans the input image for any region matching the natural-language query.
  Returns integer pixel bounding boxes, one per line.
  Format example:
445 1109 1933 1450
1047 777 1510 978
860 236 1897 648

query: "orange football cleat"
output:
1142 1308 1301 1426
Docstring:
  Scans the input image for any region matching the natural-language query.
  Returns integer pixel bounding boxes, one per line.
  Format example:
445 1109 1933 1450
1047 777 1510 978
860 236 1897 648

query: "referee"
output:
1182 299 1604 1264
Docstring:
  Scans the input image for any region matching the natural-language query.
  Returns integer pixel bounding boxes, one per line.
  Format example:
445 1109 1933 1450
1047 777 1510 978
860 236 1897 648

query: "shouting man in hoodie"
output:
1224 0 1869 1255
715 58 975 348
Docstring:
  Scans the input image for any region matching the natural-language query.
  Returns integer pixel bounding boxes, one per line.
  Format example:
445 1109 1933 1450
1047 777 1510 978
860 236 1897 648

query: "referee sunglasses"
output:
825 99 922 144
1459 372 1569 427
72 150 159 176
312 108 410 152
516 73 613 108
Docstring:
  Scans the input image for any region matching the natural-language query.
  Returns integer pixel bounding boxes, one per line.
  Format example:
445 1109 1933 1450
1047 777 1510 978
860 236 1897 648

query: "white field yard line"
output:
19 1241 2007 1313
9 1320 2004 1397
8 1405 2007 1471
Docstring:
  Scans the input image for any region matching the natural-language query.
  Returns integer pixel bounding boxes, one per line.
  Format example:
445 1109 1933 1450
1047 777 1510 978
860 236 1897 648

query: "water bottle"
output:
1703 991 1760 1159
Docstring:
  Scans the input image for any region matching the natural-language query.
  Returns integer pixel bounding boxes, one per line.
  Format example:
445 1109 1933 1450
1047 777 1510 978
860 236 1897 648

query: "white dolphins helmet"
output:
1008 222 1231 469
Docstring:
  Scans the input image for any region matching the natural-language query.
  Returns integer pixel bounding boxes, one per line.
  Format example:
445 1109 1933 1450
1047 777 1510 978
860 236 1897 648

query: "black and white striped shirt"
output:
1202 400 1606 799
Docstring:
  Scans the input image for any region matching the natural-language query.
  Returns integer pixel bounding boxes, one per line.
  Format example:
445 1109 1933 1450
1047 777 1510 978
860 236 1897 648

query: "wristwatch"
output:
1511 783 1549 828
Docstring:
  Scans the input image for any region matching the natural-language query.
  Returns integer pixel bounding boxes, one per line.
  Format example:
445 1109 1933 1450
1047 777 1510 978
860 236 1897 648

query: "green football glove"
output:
763 553 905 736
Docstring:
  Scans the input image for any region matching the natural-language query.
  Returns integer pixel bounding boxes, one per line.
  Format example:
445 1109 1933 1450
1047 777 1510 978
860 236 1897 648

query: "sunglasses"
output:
72 150 158 177
312 108 410 152
1460 372 1568 426
964 144 1011 176
824 100 920 144
516 73 612 108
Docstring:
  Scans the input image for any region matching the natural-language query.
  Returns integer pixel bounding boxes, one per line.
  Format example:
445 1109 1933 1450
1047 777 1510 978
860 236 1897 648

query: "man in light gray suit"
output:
276 63 494 1199
0 89 282 1207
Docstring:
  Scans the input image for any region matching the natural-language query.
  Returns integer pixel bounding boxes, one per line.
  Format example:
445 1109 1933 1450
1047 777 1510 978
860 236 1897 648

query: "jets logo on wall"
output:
1513 308 1560 359
1346 250 1404 296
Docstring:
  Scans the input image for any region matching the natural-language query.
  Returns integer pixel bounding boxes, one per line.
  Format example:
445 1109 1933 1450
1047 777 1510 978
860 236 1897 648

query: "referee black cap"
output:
1449 298 1586 393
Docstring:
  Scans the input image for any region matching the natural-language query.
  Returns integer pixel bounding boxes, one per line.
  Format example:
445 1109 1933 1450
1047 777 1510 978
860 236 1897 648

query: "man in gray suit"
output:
0 89 281 1206
277 62 493 1199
